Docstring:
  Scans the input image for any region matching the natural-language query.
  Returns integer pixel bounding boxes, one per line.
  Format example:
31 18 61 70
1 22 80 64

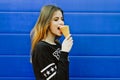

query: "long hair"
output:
30 5 63 55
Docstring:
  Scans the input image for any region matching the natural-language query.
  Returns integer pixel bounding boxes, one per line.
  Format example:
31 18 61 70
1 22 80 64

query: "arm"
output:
55 51 69 80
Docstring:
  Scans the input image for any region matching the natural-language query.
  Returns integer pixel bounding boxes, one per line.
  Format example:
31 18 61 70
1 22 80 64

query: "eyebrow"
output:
53 17 63 19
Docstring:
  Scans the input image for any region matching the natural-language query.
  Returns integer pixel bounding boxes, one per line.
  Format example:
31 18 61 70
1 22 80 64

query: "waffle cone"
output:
60 25 70 38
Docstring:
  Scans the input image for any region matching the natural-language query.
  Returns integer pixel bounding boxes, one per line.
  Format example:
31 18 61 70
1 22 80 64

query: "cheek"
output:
50 26 56 32
50 22 60 33
50 24 57 31
50 26 61 34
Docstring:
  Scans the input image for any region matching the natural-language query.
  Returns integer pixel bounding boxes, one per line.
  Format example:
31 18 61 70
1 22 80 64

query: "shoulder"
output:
35 41 48 51
35 41 48 53
32 41 49 58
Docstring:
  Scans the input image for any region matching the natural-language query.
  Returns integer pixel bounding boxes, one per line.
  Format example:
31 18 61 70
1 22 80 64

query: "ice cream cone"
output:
60 25 70 38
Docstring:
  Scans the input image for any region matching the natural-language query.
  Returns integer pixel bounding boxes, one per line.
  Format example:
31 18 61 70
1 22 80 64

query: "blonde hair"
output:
30 5 63 54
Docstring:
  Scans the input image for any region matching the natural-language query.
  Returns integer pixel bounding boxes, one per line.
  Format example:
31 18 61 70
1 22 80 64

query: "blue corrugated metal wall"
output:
0 0 120 80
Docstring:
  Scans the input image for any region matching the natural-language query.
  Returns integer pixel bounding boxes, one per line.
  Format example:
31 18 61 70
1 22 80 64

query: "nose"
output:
59 20 64 25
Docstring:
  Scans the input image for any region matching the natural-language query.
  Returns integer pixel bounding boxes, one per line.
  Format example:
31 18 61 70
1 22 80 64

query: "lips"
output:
57 27 62 34
57 27 60 30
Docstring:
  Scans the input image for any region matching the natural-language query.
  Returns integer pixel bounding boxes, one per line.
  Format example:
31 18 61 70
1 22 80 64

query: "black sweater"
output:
32 41 69 80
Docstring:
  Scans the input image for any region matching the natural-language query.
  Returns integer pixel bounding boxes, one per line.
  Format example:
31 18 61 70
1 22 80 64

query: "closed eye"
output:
54 17 59 21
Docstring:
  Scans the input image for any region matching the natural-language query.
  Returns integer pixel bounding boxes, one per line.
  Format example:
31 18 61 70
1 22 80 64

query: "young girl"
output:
31 5 73 80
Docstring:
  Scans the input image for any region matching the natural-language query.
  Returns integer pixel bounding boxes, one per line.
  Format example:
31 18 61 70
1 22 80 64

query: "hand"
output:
61 34 73 52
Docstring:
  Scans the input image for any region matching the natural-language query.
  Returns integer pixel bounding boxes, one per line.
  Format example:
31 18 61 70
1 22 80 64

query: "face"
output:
49 10 64 37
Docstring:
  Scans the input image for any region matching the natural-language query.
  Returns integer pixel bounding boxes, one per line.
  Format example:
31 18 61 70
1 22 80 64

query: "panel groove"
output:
72 34 120 36
69 56 120 58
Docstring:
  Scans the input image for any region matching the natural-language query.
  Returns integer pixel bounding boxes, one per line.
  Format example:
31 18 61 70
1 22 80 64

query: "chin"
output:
56 34 62 37
55 35 62 39
57 34 62 37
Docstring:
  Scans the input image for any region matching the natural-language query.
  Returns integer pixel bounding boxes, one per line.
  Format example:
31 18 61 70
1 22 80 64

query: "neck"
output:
42 31 56 45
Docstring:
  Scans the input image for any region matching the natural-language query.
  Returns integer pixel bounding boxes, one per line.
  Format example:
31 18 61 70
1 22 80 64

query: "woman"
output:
31 5 73 80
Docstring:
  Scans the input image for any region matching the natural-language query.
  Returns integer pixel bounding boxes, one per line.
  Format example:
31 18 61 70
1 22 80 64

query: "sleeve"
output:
54 51 69 80
35 44 69 80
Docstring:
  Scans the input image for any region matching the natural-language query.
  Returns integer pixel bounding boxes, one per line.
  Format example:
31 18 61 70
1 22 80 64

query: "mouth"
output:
57 27 62 34
57 27 60 30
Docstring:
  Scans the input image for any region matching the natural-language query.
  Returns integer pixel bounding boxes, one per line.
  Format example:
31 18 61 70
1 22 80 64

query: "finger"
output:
65 34 71 40
67 37 73 42
68 42 73 49
67 40 73 45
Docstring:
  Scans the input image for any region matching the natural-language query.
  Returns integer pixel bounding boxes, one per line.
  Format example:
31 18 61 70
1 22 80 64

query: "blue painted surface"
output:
1 13 120 34
0 34 30 55
70 35 120 56
0 0 120 80
64 13 120 34
0 0 120 12
0 13 38 33
69 57 120 78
